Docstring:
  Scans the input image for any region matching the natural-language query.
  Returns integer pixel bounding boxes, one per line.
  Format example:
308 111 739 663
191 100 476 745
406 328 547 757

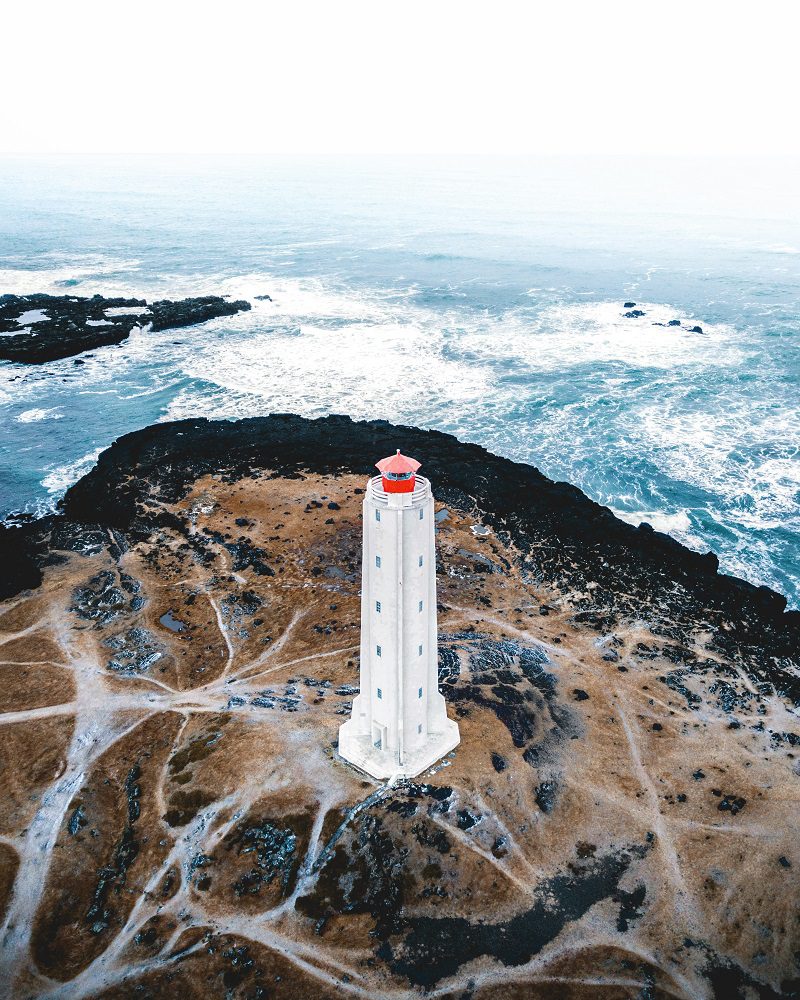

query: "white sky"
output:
2 0 798 155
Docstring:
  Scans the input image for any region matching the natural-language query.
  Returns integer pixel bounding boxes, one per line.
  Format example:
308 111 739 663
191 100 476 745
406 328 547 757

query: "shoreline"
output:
0 293 252 363
2 413 797 699
0 412 797 995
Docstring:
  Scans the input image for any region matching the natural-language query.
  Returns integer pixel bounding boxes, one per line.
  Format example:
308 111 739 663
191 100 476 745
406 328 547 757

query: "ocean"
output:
1 155 798 606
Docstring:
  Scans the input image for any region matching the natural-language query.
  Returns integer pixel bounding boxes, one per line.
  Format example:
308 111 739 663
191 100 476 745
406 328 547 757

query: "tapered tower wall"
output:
339 471 459 779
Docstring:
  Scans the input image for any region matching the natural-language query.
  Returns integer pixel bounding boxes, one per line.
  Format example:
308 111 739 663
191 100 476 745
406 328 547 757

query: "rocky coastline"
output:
0 293 251 364
3 414 797 694
0 415 798 998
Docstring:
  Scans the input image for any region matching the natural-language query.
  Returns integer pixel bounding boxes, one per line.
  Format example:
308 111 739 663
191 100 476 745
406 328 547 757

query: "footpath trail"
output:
0 418 798 999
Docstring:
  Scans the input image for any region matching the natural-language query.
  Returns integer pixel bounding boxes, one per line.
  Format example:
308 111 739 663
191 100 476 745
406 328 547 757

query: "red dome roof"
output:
375 450 421 476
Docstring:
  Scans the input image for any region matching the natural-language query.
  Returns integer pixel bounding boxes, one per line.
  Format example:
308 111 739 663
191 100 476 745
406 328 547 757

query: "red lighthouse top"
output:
376 450 421 493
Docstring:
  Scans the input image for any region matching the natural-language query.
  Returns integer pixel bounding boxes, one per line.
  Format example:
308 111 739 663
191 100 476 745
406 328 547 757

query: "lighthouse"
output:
338 450 460 779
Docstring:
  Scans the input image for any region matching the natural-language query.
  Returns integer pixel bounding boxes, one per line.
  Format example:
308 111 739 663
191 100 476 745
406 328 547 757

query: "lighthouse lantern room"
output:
338 450 460 779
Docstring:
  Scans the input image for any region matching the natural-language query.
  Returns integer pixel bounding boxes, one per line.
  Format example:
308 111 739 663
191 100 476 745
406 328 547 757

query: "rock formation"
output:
0 415 797 998
0 294 251 364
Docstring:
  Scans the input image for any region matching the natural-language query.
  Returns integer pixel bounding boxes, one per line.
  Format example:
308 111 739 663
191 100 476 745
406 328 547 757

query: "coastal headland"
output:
0 415 797 998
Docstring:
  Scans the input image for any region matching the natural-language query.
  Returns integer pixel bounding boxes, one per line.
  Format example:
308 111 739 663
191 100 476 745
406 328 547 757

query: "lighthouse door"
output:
372 722 387 751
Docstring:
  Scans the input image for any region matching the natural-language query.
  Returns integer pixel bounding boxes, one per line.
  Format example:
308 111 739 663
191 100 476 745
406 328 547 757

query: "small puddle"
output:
159 610 187 632
15 308 49 325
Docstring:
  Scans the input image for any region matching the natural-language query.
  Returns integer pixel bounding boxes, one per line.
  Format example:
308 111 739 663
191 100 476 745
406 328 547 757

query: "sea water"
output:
0 155 798 606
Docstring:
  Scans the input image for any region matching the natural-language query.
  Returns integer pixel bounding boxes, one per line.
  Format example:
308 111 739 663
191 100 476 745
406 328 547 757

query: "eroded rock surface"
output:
0 293 251 364
0 415 798 999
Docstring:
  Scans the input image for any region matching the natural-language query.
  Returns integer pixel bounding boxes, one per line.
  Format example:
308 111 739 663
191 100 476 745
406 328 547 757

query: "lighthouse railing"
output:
367 475 431 507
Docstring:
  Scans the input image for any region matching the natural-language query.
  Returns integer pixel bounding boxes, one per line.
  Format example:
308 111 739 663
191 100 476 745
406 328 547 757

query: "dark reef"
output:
0 293 251 363
1 414 798 702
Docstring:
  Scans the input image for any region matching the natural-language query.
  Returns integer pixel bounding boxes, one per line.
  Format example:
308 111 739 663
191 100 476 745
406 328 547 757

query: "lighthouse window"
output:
419 509 424 520
418 687 423 698
375 509 381 522
418 644 423 656
376 600 381 613
418 723 423 734
377 687 382 699
375 555 381 568
418 555 423 567
418 600 423 612
376 645 382 657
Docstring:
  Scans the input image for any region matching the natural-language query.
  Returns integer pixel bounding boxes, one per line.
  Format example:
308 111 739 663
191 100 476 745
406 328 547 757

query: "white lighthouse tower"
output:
338 450 460 779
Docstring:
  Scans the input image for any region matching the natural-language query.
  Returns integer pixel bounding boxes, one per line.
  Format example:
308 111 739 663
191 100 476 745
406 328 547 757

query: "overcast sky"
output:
2 0 798 156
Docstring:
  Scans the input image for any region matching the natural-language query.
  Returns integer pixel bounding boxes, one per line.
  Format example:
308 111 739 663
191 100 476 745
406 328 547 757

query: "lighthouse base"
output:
338 717 460 781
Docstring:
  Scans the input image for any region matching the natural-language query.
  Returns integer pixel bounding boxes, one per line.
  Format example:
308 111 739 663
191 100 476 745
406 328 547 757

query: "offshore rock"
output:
0 293 251 364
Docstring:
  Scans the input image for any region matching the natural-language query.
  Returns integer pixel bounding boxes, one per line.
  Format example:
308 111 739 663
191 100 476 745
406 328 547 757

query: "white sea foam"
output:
16 407 63 423
632 403 800 530
0 253 143 295
459 300 744 372
162 281 740 425
105 306 150 317
166 315 493 425
613 508 694 535
41 449 102 496
611 507 708 553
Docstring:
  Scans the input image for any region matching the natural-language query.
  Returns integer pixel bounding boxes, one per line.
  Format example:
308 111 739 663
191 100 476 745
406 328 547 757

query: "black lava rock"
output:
535 780 558 814
147 296 250 333
2 413 797 713
718 794 746 815
0 293 250 364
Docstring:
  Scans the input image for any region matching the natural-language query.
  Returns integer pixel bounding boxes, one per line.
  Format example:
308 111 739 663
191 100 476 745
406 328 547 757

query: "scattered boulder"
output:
535 779 558 814
718 794 746 815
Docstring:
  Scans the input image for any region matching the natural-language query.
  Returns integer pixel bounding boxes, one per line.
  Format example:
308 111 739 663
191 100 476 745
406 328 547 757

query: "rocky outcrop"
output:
1 414 797 698
1 414 798 997
620 303 706 332
0 293 251 364
146 297 252 333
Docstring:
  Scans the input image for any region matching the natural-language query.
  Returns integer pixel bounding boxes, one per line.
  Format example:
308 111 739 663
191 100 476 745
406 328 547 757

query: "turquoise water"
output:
1 155 798 605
